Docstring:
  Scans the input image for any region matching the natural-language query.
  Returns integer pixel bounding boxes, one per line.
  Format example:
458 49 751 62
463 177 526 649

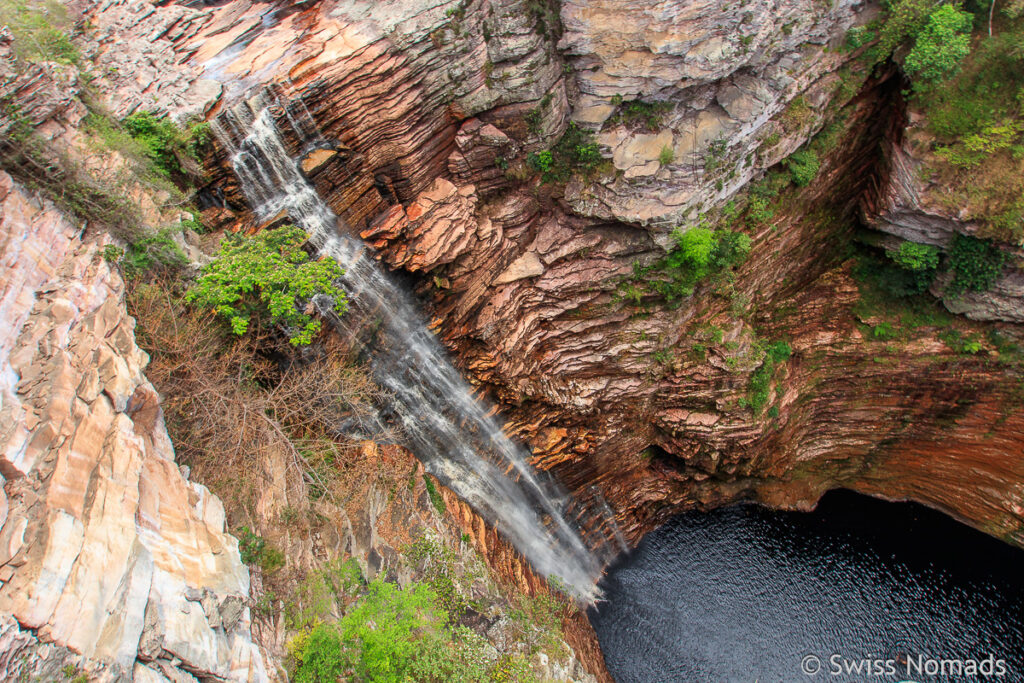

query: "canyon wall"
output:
4 0 1024 677
125 0 1024 551
0 173 267 681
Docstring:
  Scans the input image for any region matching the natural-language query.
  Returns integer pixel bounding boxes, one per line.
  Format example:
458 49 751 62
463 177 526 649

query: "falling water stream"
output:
210 92 621 601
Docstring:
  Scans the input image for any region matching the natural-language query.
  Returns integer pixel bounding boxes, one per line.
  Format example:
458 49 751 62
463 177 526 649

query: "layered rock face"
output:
863 116 1024 322
79 0 1024 607
559 0 871 225
0 173 266 681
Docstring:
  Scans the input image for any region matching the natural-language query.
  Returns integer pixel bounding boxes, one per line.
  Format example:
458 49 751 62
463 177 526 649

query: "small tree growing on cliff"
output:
904 4 974 85
186 225 347 345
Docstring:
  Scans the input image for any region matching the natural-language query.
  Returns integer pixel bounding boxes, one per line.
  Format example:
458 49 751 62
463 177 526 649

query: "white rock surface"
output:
0 173 267 681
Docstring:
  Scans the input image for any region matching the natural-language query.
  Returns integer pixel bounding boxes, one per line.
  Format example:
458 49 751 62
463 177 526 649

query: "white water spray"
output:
211 92 623 601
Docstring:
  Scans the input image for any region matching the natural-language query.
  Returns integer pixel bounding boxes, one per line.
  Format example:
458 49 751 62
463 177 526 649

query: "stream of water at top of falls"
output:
209 91 623 601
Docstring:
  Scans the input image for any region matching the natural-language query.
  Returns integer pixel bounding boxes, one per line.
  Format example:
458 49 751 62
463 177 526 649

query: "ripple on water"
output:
590 490 1024 683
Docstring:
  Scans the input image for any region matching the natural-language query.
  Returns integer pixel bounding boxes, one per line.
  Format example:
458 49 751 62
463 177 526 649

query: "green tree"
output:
904 4 973 84
186 225 347 346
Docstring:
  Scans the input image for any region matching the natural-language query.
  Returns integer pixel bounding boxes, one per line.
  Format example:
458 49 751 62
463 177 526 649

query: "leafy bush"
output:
186 225 347 346
746 196 775 226
235 526 285 574
528 123 604 183
671 226 717 273
122 111 209 181
873 0 942 60
290 579 491 683
946 233 1007 296
785 149 820 187
890 241 940 272
882 241 940 293
650 226 751 301
527 149 553 173
904 4 973 84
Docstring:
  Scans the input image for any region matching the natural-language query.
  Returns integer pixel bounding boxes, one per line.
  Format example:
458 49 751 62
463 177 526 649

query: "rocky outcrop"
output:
0 173 266 681
80 0 222 120
863 114 1024 322
558 0 875 226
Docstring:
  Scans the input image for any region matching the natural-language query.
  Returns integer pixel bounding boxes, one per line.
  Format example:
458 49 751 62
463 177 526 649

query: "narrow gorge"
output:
1 0 1022 680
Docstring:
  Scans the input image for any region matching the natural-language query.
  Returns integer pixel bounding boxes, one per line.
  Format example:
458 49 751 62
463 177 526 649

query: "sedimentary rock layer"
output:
0 173 266 681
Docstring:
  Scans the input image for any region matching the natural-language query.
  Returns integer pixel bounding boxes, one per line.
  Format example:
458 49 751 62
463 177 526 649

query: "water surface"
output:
590 490 1024 682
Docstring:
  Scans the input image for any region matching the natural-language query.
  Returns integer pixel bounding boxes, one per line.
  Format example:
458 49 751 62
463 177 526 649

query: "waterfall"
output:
210 92 622 601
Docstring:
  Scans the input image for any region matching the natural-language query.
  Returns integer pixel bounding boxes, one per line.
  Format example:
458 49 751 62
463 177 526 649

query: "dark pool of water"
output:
589 490 1024 683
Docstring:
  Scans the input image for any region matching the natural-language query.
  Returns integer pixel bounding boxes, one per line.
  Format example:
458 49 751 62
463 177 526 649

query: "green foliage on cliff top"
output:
906 5 1024 241
0 0 78 66
904 4 974 84
186 225 347 346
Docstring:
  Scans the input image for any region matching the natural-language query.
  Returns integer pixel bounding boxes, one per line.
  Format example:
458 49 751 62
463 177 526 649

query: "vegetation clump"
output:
289 579 492 683
638 225 751 303
903 4 974 84
186 225 347 346
881 241 940 294
747 341 792 414
607 96 673 131
527 122 604 183
0 0 78 65
659 145 675 166
236 526 285 574
785 148 820 187
122 111 211 182
286 534 567 683
1 104 142 240
891 0 1024 240
946 233 1007 296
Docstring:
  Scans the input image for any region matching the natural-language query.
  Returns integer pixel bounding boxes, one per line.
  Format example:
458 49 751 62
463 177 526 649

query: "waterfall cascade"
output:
210 91 624 601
